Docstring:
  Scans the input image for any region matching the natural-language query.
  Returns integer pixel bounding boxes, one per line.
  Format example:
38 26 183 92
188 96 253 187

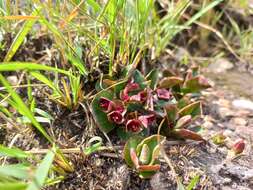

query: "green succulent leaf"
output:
116 127 133 141
183 76 211 93
164 104 178 123
159 76 184 88
139 144 151 165
211 133 226 145
177 97 191 109
162 69 176 77
146 69 158 89
136 135 165 161
91 90 116 133
178 101 201 119
126 102 144 112
123 136 143 167
132 70 146 89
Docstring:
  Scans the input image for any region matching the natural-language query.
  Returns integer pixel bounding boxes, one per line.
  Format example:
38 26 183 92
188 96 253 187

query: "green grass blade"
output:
4 7 41 62
0 164 30 180
66 52 88 75
0 145 29 158
0 74 53 143
34 108 54 121
186 175 200 190
27 149 55 190
185 0 223 27
29 71 62 96
0 62 71 76
0 182 27 190
86 0 101 12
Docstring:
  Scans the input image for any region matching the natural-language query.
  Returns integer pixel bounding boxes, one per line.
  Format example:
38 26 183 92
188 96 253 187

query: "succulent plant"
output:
91 67 210 178
160 66 212 96
123 135 165 178
91 68 209 141
211 132 227 145
232 139 245 155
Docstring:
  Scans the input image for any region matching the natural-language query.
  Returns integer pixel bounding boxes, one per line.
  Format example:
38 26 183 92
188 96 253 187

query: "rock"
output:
219 107 234 118
235 125 253 139
232 99 253 111
7 76 18 86
232 118 247 126
223 129 233 137
222 163 253 181
208 58 234 73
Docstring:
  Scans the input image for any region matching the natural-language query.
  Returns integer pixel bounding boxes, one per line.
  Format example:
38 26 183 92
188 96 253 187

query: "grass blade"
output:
0 145 29 158
186 175 200 190
0 62 72 76
0 182 27 190
0 74 53 143
185 0 223 27
27 149 55 190
0 164 30 180
4 7 41 61
30 71 62 96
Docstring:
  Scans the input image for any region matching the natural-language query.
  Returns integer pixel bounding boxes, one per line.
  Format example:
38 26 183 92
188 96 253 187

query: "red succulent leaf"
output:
137 164 160 172
130 91 147 102
174 129 205 141
120 82 140 101
130 148 139 167
156 88 171 100
120 91 130 102
107 111 124 124
126 119 143 133
198 75 211 88
127 82 139 91
99 97 114 112
138 114 155 128
175 115 192 129
232 139 245 154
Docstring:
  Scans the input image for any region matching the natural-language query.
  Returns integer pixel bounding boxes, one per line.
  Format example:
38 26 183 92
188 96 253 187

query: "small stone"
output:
223 129 233 137
223 177 232 184
7 76 18 86
235 125 253 139
235 110 251 117
219 107 234 118
232 117 247 126
232 99 253 111
208 58 234 73
219 99 231 107
203 121 213 129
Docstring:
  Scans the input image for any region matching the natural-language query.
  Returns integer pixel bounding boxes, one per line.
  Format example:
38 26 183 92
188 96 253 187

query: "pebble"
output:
7 76 18 86
235 125 253 139
208 58 234 73
223 129 233 137
232 99 253 111
232 117 247 126
219 107 234 118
